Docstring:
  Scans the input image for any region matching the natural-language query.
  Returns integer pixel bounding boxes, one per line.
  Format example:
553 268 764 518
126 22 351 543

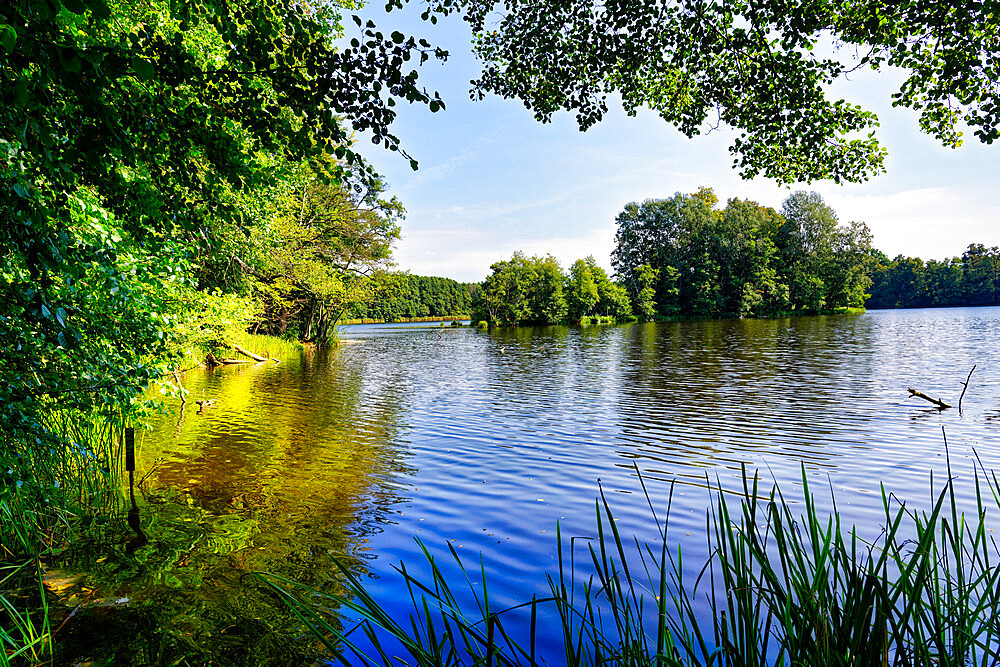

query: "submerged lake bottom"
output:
50 308 1000 663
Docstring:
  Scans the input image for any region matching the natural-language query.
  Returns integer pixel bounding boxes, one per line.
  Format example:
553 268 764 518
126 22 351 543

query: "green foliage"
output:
472 253 632 326
528 255 569 324
613 189 874 319
868 244 1000 309
566 259 600 322
220 167 406 345
416 0 1000 184
350 273 476 322
472 252 558 325
1 0 449 656
1 559 50 664
632 264 661 322
266 456 1000 666
566 256 632 324
0 0 446 506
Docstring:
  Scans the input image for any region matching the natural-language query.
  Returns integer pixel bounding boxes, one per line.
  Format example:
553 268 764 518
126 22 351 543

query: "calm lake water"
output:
133 307 1000 661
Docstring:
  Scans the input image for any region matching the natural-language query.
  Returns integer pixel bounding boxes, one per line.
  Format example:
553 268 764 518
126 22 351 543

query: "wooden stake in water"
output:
125 427 135 472
123 427 147 552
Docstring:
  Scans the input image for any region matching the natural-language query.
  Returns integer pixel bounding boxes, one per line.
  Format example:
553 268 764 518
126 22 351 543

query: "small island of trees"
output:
463 187 876 327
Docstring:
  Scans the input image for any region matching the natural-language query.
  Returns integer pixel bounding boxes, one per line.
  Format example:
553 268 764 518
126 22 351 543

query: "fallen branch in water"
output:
959 365 976 413
232 344 268 362
907 388 952 409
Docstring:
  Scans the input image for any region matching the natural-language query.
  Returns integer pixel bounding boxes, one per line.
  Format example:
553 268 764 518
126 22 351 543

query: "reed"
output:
1 406 130 664
227 332 304 357
259 448 1000 666
0 560 50 666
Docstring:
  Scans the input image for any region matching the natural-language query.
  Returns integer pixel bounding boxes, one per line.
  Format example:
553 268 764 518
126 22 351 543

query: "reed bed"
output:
228 332 304 358
257 448 1000 666
1 407 130 665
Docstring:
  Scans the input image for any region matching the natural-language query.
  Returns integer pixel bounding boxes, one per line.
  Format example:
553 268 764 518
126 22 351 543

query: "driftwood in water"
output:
205 353 222 367
907 388 952 409
219 358 253 365
232 344 268 362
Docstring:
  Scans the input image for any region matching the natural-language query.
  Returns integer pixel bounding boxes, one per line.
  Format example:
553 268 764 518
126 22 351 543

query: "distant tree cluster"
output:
471 253 632 325
612 189 874 318
346 273 476 321
867 244 1000 309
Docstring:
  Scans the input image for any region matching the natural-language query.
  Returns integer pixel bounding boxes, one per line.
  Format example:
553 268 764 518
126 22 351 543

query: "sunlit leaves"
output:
612 188 873 317
418 0 1000 184
0 0 442 456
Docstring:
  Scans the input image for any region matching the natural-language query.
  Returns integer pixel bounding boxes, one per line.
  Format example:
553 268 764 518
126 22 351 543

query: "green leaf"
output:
62 0 87 14
132 58 154 80
0 25 15 52
86 0 111 18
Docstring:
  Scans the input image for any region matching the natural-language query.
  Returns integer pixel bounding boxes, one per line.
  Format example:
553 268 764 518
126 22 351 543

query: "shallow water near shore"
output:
52 307 1000 663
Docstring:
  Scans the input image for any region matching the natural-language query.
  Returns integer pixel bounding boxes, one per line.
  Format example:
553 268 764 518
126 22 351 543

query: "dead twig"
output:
959 365 976 413
51 604 82 638
907 388 952 409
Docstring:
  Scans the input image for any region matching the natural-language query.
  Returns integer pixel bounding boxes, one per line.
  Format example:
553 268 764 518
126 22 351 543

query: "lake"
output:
125 307 1000 661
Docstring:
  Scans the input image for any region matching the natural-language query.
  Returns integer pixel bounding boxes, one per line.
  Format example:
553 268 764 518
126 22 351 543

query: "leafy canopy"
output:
0 0 443 451
403 0 1000 184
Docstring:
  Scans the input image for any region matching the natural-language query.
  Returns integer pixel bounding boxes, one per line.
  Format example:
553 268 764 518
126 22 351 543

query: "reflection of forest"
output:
147 347 415 570
122 347 417 660
613 318 880 479
477 320 878 486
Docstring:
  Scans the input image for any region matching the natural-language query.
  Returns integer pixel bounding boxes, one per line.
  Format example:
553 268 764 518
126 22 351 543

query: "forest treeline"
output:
400 189 998 327
344 273 476 321
868 244 1000 309
358 190 998 325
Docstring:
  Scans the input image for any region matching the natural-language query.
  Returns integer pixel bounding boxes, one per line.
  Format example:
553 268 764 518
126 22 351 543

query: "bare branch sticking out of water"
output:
907 388 952 409
959 365 977 414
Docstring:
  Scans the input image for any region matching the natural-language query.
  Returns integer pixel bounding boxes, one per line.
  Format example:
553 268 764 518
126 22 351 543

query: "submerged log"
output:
219 358 253 365
907 388 952 409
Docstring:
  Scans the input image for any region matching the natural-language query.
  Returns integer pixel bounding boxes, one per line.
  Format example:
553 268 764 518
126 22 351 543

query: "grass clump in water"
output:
259 447 1000 666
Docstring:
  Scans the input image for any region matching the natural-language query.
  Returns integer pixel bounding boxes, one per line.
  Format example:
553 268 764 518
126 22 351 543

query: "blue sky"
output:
353 5 1000 283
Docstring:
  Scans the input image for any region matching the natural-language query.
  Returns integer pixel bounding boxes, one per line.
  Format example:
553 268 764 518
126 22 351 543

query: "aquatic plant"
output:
0 404 142 664
258 448 1000 666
